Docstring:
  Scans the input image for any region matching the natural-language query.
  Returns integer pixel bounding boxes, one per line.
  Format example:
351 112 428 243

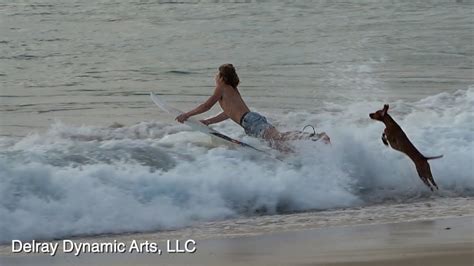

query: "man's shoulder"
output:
220 84 238 92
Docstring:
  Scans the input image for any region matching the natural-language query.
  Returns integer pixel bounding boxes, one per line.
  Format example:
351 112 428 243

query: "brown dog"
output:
369 104 443 191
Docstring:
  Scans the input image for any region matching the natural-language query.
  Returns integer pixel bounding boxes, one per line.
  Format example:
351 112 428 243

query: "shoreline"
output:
1 215 473 266
1 197 472 251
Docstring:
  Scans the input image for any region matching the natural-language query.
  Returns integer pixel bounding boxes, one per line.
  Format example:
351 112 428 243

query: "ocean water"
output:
0 0 473 243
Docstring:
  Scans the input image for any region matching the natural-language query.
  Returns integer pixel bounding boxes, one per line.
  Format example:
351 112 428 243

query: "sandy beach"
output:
1 215 472 266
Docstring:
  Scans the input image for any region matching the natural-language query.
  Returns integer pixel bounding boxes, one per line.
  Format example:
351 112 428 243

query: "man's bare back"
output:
218 84 250 124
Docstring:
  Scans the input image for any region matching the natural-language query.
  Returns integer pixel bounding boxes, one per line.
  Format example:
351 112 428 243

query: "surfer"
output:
175 64 330 151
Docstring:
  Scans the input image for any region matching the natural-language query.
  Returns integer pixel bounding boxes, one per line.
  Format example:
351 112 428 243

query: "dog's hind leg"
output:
429 176 439 190
424 164 439 190
416 161 438 191
419 174 433 191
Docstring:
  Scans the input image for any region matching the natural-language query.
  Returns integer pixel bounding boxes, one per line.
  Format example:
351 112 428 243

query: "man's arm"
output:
201 112 229 125
176 86 223 123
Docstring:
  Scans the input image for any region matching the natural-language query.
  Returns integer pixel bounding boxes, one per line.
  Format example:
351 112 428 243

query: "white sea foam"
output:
0 89 473 243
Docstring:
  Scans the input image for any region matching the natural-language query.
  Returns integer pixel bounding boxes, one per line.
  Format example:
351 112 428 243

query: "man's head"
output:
216 64 239 88
369 104 389 121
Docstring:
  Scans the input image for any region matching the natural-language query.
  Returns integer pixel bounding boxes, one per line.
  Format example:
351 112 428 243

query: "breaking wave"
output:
1 88 473 243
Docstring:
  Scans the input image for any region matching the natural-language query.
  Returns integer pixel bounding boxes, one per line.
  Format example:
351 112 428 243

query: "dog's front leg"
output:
381 132 389 146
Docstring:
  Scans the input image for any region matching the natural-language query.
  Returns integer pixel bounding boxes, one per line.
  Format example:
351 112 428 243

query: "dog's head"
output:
369 104 389 121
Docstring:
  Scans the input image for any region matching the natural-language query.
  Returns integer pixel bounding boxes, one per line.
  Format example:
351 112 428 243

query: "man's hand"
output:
176 113 189 123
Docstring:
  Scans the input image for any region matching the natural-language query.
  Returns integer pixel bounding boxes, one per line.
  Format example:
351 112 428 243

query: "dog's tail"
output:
425 155 443 160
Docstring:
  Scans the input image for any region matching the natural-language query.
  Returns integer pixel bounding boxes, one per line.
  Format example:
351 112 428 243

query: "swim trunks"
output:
240 112 274 138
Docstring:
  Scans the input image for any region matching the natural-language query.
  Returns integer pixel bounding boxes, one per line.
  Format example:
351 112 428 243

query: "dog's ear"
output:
382 104 389 115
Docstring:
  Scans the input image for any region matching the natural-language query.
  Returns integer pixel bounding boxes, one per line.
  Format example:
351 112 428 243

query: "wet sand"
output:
1 216 472 266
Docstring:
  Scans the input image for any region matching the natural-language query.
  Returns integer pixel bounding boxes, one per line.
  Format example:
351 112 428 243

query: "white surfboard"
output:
150 92 265 152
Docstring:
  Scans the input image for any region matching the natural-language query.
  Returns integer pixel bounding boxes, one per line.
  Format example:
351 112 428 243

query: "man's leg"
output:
262 127 293 153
